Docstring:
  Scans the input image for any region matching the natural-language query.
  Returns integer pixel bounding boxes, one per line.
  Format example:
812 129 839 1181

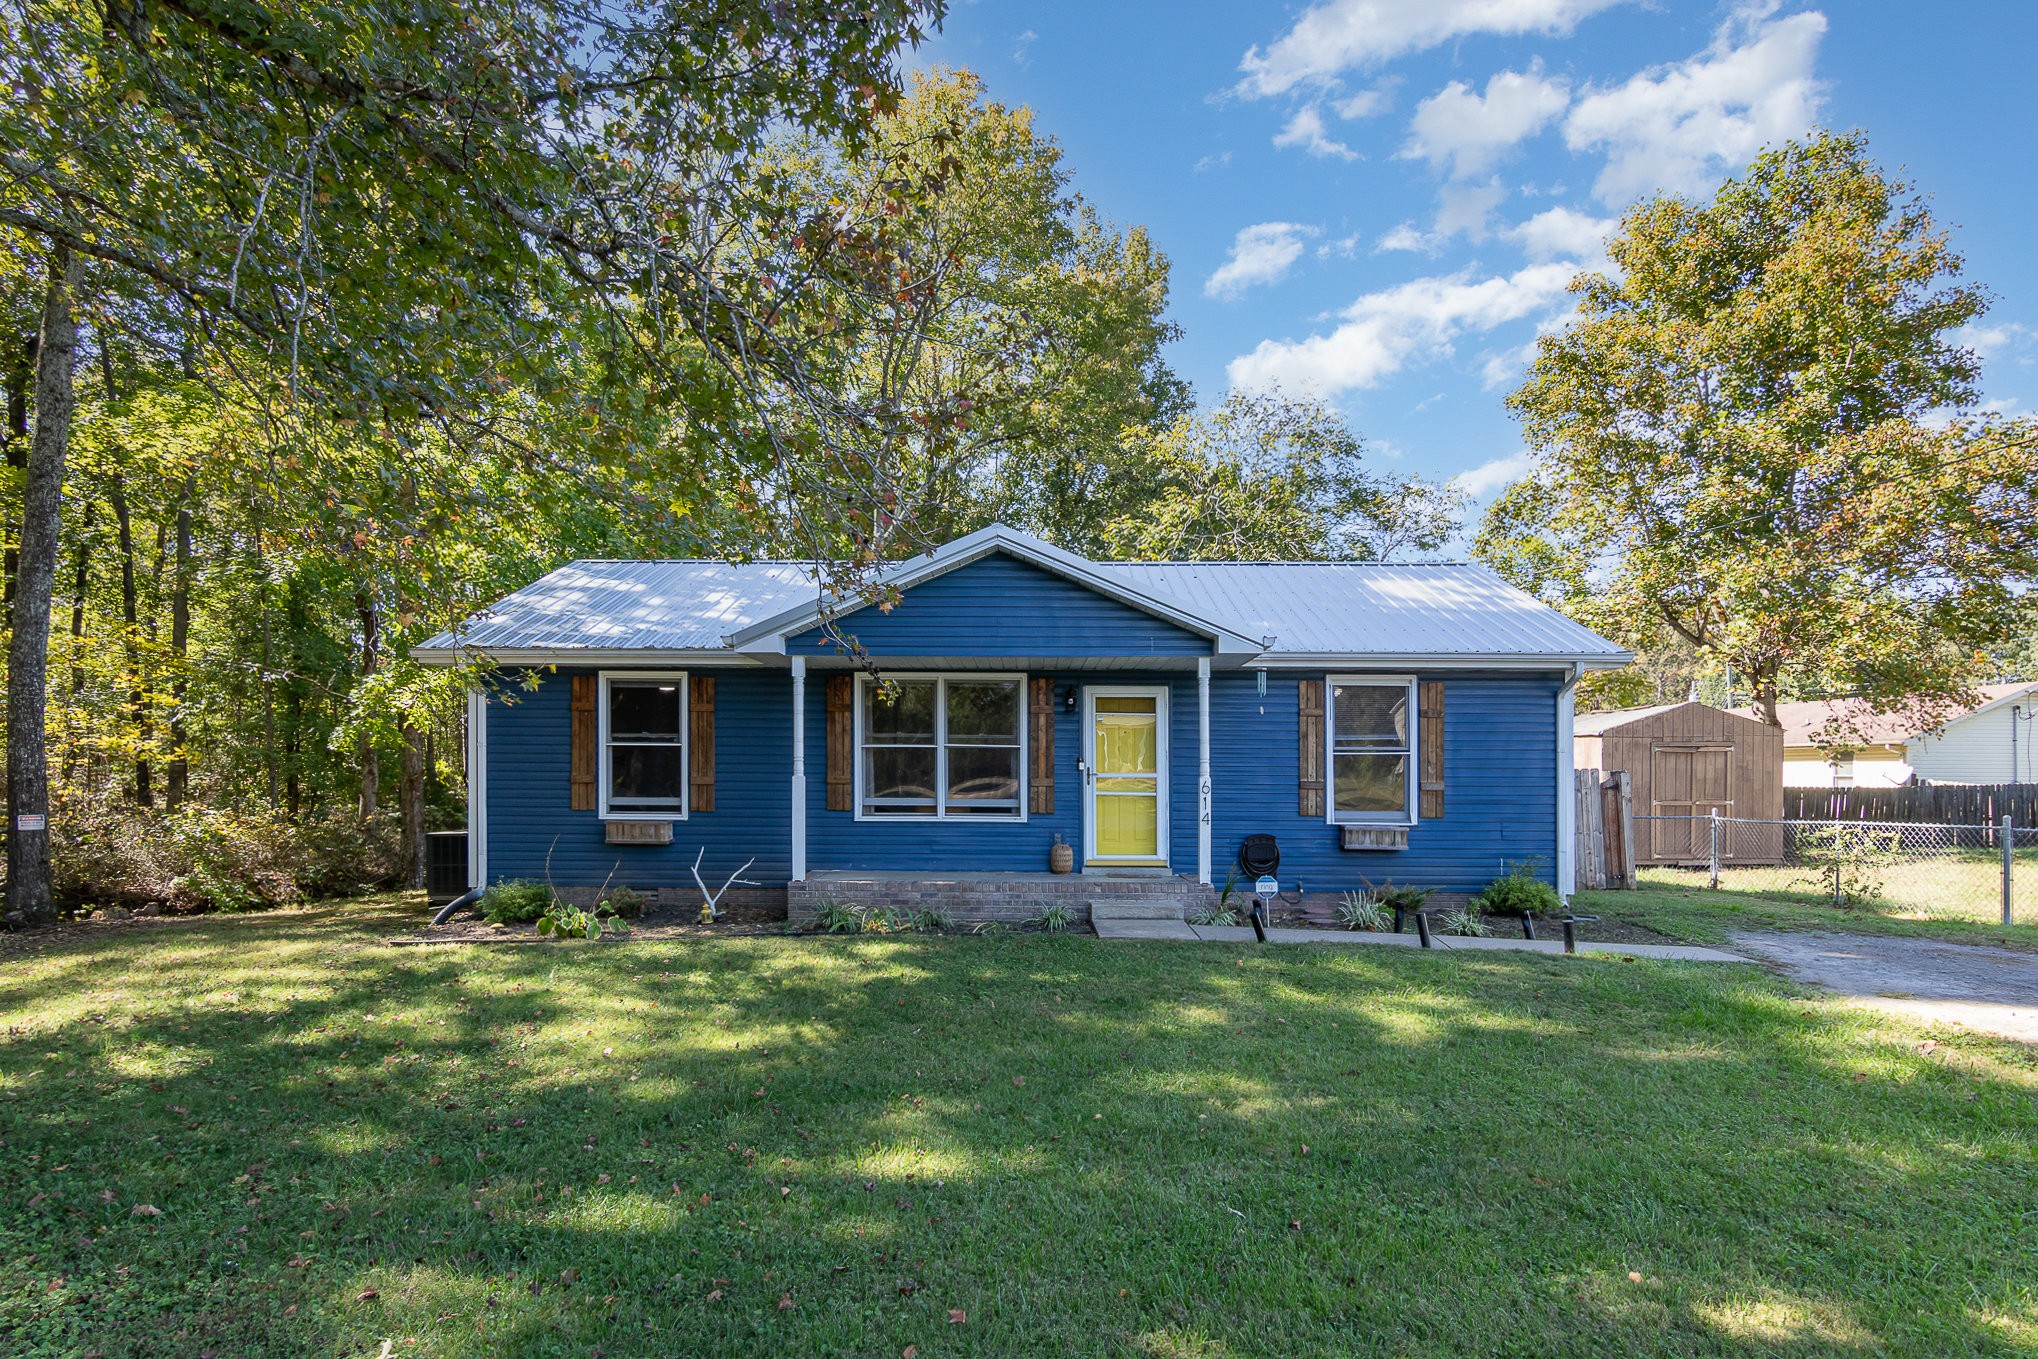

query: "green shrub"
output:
1472 860 1561 918
537 901 629 940
1187 905 1240 927
1361 878 1434 913
598 885 651 918
1025 902 1077 932
1436 905 1488 937
1795 825 1903 906
1335 890 1390 931
909 907 953 932
481 880 554 924
861 905 909 935
812 901 861 934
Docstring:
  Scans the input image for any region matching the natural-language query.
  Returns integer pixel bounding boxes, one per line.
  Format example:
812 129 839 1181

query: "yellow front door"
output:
1090 692 1163 861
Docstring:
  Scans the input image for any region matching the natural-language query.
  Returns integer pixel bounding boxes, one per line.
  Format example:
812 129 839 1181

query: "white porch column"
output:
1556 665 1578 901
1197 657 1212 886
790 657 808 883
465 688 488 890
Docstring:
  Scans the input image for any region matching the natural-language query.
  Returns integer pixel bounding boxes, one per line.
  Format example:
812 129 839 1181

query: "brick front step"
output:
788 871 1203 926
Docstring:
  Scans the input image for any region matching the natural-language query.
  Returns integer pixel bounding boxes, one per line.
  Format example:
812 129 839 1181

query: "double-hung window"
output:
859 675 1024 819
600 672 687 818
1328 676 1417 824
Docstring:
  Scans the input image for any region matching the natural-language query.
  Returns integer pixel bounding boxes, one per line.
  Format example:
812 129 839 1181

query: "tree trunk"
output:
2 330 37 631
6 250 80 925
165 481 194 809
67 501 92 695
355 587 379 819
398 718 426 888
108 478 151 806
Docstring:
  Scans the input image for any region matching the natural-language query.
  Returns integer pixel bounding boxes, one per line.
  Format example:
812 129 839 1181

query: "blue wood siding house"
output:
415 524 1628 910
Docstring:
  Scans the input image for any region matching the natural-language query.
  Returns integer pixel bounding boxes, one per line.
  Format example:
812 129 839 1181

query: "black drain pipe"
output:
430 887 485 927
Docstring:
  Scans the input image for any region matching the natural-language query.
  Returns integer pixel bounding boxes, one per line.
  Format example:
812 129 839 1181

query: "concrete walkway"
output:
1093 917 1745 962
1730 931 2038 1042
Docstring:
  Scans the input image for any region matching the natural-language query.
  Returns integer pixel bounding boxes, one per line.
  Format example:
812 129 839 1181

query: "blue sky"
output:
921 0 2038 521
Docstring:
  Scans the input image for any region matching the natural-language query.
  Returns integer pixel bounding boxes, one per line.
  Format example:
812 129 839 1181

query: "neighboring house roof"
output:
1739 683 2038 749
414 522 1631 667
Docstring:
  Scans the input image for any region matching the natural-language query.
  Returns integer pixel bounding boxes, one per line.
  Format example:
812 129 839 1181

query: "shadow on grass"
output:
2 904 2035 1357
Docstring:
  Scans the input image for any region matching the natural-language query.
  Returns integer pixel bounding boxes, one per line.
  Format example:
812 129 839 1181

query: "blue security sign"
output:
1254 875 1277 898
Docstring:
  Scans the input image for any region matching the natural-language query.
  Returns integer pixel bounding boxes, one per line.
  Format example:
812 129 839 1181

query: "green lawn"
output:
1591 872 2038 952
5 899 2037 1358
1635 846 2037 932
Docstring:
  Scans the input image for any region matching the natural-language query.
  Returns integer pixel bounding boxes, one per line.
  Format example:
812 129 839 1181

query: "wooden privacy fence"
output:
1574 768 1637 890
1787 783 2038 826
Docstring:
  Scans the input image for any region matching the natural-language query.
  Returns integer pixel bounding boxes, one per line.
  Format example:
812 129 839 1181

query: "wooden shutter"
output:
1418 680 1445 818
1029 677 1055 815
569 674 597 811
1298 680 1324 817
689 675 715 812
825 675 854 811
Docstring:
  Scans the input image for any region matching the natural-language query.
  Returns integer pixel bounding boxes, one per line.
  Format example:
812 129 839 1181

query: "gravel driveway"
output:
1730 931 2038 1043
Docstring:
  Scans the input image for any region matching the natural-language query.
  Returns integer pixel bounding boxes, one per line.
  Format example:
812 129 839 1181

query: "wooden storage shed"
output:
1573 702 1784 865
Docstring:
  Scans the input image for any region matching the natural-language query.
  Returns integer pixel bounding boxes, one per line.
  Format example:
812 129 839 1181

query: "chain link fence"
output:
1635 815 2038 925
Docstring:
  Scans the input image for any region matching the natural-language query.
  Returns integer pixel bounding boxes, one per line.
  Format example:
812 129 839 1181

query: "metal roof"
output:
415 533 1628 665
1089 561 1625 660
417 560 826 654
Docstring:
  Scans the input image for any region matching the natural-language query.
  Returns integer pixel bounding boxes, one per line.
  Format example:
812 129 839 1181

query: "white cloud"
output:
1013 28 1038 68
1954 321 2029 361
1506 205 1616 260
1335 85 1395 119
1317 232 1362 259
1226 262 1578 396
1478 339 1542 389
1452 451 1535 498
1237 0 1631 98
1194 150 1234 173
1434 180 1509 241
1376 223 1436 254
1564 6 1827 204
1273 106 1358 160
1402 67 1571 178
1205 222 1319 300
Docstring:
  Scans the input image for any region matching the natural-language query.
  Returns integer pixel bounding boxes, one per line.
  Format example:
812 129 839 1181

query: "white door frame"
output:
1081 684 1170 866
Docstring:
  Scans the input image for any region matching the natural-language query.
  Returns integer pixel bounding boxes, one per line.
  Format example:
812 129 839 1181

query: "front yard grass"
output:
1586 874 2038 952
4 897 2036 1357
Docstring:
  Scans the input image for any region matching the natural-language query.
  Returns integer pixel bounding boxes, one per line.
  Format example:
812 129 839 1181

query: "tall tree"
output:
0 0 946 917
1480 132 2038 736
1096 391 1462 563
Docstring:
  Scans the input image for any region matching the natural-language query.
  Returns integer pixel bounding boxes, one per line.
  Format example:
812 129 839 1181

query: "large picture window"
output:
1328 676 1416 824
859 675 1024 819
600 673 687 817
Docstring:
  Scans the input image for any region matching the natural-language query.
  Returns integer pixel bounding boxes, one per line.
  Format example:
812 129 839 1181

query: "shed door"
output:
1651 744 1734 860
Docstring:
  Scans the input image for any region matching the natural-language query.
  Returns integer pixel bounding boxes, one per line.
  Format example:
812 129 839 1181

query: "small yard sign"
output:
16 814 44 832
1254 875 1277 898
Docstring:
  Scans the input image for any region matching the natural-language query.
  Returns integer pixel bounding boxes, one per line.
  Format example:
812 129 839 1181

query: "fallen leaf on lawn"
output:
707 1289 724 1302
1011 1076 1024 1087
355 1287 379 1302
780 1186 792 1197
777 1292 795 1310
287 1256 310 1268
282 1305 297 1317
1918 1040 1937 1054
560 1268 579 1283
99 1190 116 1202
1853 1072 1870 1082
903 1347 917 1359
1288 1220 1301 1231
948 1308 967 1324
1627 1271 1642 1283
597 1173 612 1185
130 1204 161 1217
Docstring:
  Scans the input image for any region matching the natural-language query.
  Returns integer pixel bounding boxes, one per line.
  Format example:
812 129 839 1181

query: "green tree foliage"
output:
1480 132 2038 736
769 69 1190 554
1 0 949 919
1095 391 1463 562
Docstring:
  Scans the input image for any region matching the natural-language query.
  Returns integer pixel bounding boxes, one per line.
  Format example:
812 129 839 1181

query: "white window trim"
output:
1081 684 1171 866
597 669 690 821
853 672 1029 823
1325 674 1420 828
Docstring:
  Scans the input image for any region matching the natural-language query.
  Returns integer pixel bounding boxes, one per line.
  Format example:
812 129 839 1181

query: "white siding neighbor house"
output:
1748 683 2038 787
